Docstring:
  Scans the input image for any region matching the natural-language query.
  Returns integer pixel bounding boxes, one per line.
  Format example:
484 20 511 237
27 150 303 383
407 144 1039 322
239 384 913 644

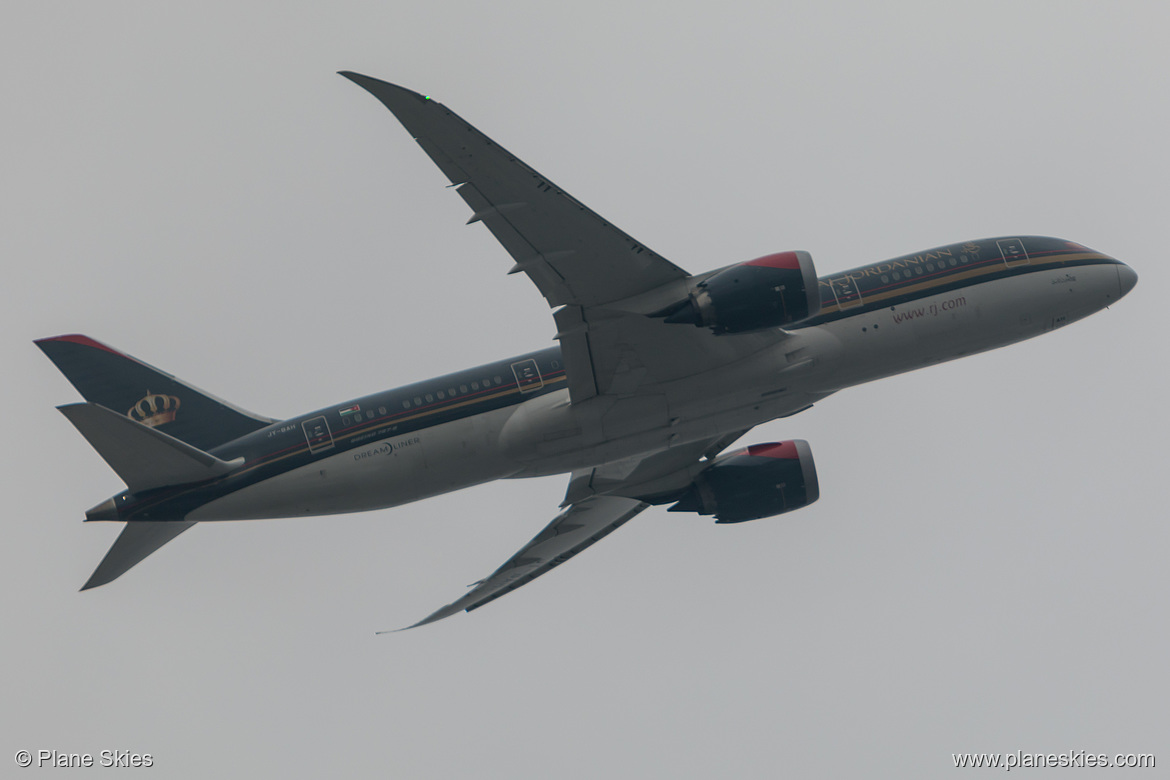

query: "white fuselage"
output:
187 260 1124 523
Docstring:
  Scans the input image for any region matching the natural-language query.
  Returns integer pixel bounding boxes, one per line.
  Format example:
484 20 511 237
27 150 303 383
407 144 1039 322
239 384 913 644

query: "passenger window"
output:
437 390 445 400
403 400 411 409
378 406 386 415
494 375 502 385
448 388 456 396
460 384 468 394
880 274 889 284
471 381 479 390
425 394 434 402
414 396 422 405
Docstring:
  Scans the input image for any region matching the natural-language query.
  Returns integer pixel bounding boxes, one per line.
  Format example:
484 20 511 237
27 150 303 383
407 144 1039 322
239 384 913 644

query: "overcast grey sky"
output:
3 2 1167 777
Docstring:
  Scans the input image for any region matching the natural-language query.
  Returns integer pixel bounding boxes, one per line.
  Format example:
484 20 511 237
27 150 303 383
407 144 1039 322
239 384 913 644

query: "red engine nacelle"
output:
665 440 820 523
655 251 821 334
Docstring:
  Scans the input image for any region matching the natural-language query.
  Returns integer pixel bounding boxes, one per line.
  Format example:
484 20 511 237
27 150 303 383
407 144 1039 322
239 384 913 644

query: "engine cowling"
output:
657 251 821 333
667 440 819 523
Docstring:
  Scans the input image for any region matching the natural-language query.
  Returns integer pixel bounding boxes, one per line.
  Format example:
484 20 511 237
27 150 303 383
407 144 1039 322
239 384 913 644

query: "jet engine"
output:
665 440 819 523
655 251 821 333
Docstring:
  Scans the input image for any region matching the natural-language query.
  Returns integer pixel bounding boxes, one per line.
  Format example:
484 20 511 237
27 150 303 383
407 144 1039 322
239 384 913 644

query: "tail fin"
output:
58 403 241 493
81 521 196 590
36 334 274 451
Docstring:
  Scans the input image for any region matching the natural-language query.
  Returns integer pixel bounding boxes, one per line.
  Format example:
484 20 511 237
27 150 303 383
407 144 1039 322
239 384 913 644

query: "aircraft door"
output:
302 416 335 453
829 274 863 310
998 238 1029 268
511 358 544 393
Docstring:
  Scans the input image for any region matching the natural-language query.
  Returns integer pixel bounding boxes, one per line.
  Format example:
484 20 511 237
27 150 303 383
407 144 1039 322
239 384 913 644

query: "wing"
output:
391 434 745 630
341 73 788 403
339 72 687 308
394 495 648 631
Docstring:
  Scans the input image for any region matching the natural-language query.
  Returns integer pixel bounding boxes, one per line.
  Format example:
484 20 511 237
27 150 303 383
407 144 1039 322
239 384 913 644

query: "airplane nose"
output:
1116 264 1138 299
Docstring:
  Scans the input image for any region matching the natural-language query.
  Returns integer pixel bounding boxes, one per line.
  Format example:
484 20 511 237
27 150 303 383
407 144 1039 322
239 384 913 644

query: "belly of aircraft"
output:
812 264 1118 388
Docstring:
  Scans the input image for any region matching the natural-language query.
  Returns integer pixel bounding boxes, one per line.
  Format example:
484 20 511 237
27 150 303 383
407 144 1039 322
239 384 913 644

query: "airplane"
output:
38 72 1138 629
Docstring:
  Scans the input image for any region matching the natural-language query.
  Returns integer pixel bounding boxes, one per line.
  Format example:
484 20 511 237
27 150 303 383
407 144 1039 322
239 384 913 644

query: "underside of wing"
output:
340 72 688 309
392 434 748 630
561 431 748 506
342 73 792 404
552 302 788 402
395 495 648 631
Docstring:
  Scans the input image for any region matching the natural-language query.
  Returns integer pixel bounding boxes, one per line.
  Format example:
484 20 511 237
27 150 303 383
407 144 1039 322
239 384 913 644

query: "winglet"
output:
380 602 465 633
338 72 431 108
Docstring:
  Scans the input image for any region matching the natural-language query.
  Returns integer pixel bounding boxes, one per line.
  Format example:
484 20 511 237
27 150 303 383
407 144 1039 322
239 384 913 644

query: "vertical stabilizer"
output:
36 334 274 451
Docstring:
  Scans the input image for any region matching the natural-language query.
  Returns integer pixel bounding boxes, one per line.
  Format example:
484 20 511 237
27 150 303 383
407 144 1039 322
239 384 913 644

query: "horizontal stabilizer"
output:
82 521 195 590
59 403 240 493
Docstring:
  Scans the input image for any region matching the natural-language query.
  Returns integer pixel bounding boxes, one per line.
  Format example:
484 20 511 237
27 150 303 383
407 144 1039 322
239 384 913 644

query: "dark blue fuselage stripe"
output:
795 254 1117 328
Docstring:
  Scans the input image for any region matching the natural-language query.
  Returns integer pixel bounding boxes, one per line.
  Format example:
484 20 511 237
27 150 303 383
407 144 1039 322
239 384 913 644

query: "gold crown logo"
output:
128 390 181 428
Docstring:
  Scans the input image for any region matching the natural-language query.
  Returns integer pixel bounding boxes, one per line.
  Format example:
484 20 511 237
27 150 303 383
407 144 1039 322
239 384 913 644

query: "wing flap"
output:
454 182 575 304
551 305 599 402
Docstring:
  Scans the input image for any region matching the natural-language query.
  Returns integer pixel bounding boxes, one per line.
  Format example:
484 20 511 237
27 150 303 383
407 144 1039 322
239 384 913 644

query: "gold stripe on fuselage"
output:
251 373 569 475
126 373 570 515
816 252 1110 317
